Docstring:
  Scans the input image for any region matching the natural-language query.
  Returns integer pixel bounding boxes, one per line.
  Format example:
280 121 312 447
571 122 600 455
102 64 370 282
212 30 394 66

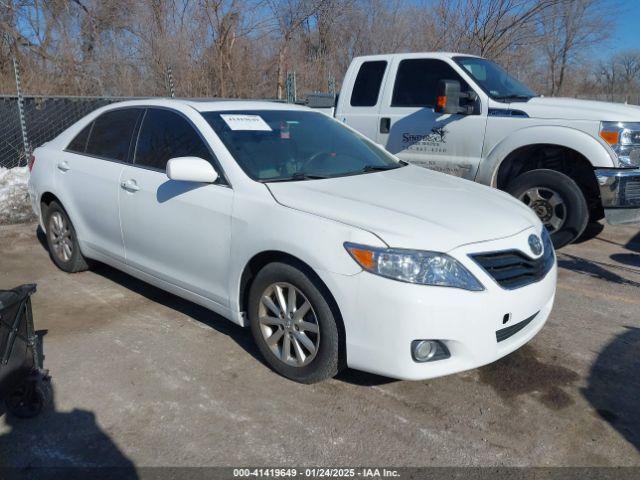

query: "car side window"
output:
391 59 470 108
66 122 93 153
134 109 212 171
85 108 142 161
350 61 387 107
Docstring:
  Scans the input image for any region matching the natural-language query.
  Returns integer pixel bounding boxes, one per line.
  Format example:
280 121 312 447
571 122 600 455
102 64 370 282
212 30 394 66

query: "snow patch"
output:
0 167 35 224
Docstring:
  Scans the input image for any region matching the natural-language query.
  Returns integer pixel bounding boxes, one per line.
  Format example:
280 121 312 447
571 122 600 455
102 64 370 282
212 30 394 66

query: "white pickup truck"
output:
313 52 640 247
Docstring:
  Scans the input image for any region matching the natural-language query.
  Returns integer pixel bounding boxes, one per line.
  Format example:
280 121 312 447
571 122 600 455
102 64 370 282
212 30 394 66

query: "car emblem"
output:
528 234 543 256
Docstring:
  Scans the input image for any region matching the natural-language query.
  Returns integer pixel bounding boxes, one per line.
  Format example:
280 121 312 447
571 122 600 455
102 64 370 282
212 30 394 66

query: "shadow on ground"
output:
0 383 138 477
36 227 262 365
583 326 640 452
478 345 579 410
557 253 640 287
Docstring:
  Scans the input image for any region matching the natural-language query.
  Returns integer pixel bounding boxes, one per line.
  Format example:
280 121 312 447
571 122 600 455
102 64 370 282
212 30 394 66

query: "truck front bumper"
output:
595 168 640 224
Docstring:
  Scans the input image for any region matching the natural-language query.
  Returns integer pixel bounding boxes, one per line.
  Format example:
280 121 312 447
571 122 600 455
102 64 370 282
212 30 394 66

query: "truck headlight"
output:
599 122 640 168
344 243 484 291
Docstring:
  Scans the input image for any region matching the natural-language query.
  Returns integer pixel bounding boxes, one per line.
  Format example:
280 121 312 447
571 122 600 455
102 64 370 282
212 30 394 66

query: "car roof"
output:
352 52 482 62
95 98 311 113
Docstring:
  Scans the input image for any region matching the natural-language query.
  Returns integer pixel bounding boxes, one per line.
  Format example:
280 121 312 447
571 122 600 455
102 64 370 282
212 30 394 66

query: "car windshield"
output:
454 56 536 102
202 110 403 182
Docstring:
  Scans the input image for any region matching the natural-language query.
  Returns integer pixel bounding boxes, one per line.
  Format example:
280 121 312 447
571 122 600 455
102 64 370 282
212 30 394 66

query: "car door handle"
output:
380 117 391 134
56 161 70 172
120 179 140 192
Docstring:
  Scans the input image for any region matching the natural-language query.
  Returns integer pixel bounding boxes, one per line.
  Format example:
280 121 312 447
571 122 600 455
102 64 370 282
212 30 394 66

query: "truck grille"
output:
624 178 640 206
496 312 538 342
470 243 554 290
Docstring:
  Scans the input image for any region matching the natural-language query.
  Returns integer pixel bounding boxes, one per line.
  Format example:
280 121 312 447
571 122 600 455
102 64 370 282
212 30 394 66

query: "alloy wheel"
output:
519 187 566 232
258 282 320 367
49 211 73 262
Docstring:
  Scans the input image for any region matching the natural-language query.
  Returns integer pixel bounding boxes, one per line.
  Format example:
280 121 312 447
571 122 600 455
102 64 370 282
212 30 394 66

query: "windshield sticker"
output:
221 114 272 131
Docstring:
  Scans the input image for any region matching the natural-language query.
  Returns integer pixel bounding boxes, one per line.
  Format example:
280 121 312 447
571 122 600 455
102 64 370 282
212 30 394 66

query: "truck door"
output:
335 59 388 141
376 58 487 180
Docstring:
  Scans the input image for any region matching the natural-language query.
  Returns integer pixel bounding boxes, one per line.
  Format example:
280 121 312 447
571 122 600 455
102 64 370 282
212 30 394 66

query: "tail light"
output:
28 153 36 172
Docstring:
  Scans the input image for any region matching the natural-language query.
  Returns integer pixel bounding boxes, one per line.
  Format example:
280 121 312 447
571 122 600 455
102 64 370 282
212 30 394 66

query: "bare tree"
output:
539 0 611 96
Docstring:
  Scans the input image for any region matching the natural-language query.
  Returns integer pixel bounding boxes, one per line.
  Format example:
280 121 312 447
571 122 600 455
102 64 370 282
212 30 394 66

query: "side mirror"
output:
435 79 477 115
435 79 463 114
166 157 219 183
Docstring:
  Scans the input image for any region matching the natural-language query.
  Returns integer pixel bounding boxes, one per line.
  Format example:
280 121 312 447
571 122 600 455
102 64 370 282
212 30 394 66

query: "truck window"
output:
391 59 469 108
350 61 387 107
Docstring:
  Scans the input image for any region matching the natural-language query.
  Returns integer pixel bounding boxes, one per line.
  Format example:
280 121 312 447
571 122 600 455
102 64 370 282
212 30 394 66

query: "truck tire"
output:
248 262 341 384
506 169 589 249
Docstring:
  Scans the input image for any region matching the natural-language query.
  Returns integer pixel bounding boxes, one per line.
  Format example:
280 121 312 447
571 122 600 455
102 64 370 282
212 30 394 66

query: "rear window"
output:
85 108 142 161
350 61 387 107
67 123 92 153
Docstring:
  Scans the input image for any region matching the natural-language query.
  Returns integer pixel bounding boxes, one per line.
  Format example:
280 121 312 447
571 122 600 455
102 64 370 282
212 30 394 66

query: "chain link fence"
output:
0 95 133 169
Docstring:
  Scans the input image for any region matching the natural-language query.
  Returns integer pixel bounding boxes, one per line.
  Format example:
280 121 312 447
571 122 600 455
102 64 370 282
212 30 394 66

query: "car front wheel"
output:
248 262 341 383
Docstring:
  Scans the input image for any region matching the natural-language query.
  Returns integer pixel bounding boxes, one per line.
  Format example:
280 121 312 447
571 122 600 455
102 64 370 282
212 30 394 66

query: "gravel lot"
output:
0 221 638 467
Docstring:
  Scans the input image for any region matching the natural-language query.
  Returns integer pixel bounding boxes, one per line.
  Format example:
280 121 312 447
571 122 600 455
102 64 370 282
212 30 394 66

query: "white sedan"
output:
28 99 556 383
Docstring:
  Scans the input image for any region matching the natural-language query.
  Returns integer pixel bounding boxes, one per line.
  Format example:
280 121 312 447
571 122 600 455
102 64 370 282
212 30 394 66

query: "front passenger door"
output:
119 108 233 308
377 58 487 180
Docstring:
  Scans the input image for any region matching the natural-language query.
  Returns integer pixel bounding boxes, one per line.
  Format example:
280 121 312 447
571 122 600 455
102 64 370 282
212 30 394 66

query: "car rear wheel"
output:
44 201 90 273
248 262 341 383
506 169 589 249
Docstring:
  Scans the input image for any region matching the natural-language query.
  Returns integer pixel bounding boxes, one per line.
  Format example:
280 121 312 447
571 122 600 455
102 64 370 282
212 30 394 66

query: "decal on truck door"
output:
401 126 448 153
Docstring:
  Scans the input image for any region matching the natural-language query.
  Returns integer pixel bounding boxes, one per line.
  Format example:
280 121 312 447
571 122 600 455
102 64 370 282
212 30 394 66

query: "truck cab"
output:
332 52 640 247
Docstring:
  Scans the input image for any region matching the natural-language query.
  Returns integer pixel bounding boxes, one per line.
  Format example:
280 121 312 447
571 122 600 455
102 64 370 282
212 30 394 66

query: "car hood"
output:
267 165 539 252
514 97 640 122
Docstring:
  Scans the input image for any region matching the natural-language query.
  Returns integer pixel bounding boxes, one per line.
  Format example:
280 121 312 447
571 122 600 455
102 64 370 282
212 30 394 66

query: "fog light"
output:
411 339 450 363
413 340 436 361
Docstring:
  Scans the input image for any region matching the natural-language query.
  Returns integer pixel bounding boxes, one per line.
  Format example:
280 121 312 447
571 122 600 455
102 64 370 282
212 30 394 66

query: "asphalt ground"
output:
0 221 638 468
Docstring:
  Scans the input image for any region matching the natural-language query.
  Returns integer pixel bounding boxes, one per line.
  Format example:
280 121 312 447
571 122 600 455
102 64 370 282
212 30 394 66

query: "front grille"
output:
496 312 538 342
623 178 640 206
471 245 554 290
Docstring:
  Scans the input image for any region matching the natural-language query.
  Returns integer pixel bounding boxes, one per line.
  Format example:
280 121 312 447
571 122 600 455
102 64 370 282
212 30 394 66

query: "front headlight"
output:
344 242 484 291
599 121 640 168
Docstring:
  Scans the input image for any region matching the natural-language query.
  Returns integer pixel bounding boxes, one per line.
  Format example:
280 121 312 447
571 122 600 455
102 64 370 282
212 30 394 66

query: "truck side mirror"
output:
435 80 463 114
435 79 477 115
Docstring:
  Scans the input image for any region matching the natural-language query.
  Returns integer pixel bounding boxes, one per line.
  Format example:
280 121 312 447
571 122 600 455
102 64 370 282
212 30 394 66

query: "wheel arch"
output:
238 250 347 369
493 143 604 220
476 125 615 188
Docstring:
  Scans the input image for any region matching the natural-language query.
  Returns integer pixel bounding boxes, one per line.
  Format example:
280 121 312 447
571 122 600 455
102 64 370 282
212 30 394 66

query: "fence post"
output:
12 53 31 166
166 64 176 98
328 74 336 96
286 71 297 103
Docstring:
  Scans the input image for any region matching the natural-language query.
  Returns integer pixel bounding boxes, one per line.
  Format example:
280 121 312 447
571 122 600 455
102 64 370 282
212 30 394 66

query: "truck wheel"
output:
44 201 90 272
506 169 589 249
248 262 341 384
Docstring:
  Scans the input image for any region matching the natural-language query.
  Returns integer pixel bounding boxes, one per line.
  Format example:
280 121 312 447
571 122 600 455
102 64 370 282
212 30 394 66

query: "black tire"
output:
248 262 341 383
506 169 589 249
44 201 90 273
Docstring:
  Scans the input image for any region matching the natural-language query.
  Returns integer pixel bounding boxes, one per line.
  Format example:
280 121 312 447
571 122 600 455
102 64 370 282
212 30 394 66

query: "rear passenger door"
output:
338 60 388 141
118 108 233 308
377 58 487 180
60 108 142 262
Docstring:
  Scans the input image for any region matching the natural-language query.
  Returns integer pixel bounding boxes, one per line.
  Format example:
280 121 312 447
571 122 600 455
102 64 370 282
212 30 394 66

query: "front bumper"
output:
325 227 557 381
595 168 640 224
